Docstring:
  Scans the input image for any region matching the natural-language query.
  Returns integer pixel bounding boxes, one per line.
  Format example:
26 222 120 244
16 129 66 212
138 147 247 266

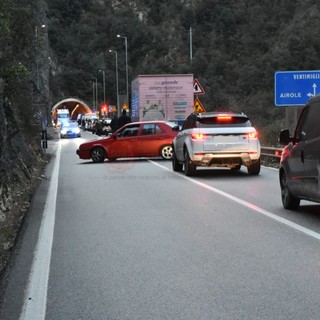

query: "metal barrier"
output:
261 146 282 161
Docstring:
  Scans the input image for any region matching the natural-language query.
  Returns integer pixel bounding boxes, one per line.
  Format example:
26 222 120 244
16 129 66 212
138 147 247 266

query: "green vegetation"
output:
44 0 320 145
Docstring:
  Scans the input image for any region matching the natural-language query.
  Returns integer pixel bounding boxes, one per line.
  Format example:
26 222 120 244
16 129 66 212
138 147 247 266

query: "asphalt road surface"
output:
1 129 320 320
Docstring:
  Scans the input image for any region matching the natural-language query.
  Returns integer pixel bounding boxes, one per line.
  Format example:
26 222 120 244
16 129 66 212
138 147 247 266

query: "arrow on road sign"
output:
307 83 317 98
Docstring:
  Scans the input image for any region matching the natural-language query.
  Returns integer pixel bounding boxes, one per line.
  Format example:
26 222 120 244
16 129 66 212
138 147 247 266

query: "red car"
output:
76 121 180 163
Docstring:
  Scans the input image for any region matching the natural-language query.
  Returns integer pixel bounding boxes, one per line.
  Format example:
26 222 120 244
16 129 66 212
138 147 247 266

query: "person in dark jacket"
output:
110 114 119 133
118 110 131 128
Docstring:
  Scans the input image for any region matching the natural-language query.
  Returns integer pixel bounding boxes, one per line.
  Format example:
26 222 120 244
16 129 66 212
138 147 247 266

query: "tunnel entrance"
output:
51 98 93 124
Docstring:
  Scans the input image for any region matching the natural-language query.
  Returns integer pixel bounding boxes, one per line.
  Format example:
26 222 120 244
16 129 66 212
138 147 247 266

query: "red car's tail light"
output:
191 133 206 140
247 132 257 139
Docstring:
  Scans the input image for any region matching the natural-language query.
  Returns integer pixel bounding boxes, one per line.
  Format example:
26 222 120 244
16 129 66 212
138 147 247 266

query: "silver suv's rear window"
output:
196 116 251 128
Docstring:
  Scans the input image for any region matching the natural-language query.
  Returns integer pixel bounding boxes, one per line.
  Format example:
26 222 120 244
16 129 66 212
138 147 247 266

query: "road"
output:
1 129 320 320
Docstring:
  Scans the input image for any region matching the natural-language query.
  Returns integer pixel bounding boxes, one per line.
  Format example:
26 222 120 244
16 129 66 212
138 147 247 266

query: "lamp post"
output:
99 69 106 106
35 24 46 91
95 77 98 110
109 50 120 116
117 34 128 108
90 80 95 110
35 24 47 129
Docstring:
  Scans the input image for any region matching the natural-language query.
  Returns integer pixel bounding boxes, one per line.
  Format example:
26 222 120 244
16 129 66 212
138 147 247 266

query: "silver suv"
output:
172 112 261 176
279 94 320 210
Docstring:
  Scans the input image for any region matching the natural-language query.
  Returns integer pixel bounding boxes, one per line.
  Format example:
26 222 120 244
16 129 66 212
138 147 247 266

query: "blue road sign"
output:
275 70 320 106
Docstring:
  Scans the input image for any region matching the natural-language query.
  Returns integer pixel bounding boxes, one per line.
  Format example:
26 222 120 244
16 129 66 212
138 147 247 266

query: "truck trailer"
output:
131 74 194 125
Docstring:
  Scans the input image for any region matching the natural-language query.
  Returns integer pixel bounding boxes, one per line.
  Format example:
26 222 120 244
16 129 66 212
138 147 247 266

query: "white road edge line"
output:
151 161 320 241
19 143 61 320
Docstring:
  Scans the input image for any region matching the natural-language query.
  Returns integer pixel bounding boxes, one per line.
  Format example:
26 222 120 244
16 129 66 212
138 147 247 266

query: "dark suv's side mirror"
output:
172 125 180 132
279 129 291 145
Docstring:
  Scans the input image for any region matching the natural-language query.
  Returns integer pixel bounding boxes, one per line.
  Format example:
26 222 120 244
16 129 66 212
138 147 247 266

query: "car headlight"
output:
74 128 80 134
61 129 67 134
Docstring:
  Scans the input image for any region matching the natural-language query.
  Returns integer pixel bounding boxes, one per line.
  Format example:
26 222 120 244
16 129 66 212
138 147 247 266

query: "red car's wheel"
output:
160 145 173 160
90 147 105 163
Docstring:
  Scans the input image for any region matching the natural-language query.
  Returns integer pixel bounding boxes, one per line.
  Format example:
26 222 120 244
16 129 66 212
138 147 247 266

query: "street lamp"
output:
34 24 47 128
117 34 128 108
35 24 46 38
35 24 46 90
99 69 106 106
95 77 98 110
89 80 95 110
109 50 120 116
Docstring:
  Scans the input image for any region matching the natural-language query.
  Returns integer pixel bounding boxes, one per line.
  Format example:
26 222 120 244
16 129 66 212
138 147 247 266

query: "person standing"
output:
110 114 119 133
118 110 132 128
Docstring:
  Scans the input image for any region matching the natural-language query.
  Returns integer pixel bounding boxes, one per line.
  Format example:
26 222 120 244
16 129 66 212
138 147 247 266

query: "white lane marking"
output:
19 143 61 320
151 161 320 241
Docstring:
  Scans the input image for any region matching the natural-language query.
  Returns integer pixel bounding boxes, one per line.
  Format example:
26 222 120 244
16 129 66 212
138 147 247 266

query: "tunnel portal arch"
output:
51 98 93 123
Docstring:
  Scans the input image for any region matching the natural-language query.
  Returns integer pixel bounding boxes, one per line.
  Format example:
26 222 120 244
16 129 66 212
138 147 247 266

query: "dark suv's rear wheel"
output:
280 170 300 210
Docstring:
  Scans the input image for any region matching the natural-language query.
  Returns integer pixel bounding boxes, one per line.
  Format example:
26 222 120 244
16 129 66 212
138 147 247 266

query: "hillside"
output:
1 0 320 273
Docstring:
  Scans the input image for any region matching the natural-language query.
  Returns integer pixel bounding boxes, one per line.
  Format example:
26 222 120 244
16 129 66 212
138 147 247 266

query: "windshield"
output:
58 114 69 119
197 116 251 128
166 121 180 128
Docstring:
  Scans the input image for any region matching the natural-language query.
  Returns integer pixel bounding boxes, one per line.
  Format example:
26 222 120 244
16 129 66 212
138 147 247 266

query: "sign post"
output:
275 70 320 106
193 79 206 113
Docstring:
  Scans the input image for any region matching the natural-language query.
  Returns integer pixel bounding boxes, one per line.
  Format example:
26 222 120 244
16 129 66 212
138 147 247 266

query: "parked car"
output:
92 118 112 136
60 121 81 138
76 121 180 162
82 114 98 131
279 94 320 210
77 113 85 126
172 112 261 176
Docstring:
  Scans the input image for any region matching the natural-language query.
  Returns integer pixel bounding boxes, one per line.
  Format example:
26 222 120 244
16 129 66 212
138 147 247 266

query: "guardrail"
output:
261 146 283 162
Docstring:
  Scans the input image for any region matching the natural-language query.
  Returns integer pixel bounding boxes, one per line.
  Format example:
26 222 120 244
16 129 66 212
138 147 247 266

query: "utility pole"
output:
109 50 120 116
189 27 193 64
95 77 98 110
99 69 106 106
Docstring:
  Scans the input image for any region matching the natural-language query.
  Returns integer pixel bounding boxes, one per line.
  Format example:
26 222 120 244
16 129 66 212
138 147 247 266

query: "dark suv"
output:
279 94 320 209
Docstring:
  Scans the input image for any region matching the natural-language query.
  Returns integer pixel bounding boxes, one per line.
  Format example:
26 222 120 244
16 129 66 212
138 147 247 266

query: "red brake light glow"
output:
191 133 206 140
217 115 232 121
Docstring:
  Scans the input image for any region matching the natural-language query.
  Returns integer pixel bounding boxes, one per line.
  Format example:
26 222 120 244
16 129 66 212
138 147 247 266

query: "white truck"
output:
56 109 70 127
131 74 194 126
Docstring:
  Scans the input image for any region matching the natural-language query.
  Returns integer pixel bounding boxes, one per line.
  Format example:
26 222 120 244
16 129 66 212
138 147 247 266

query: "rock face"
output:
0 0 51 275
0 78 49 274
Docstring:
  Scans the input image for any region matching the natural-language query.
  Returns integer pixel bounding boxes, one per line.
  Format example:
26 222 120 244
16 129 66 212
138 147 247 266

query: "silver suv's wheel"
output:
247 159 261 175
280 170 300 210
172 151 183 172
160 145 173 159
184 150 196 176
